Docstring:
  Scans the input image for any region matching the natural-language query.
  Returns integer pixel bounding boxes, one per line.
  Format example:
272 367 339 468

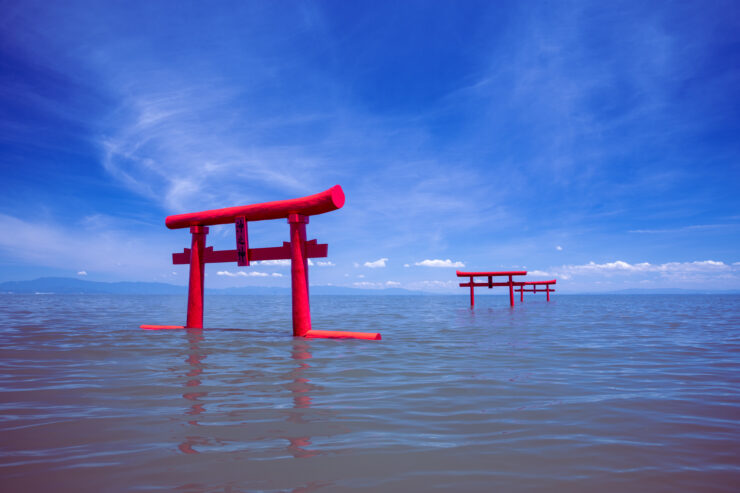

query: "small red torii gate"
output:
141 185 381 340
516 280 557 302
456 270 527 307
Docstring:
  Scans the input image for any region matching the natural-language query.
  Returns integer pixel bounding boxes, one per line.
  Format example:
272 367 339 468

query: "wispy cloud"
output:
628 224 736 234
353 281 382 288
0 213 165 277
542 260 738 283
406 280 456 290
363 258 388 268
254 260 290 266
414 259 465 268
216 270 282 277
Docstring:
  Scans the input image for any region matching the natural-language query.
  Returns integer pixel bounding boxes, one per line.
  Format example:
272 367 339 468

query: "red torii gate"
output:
456 270 527 307
516 280 557 302
141 185 381 340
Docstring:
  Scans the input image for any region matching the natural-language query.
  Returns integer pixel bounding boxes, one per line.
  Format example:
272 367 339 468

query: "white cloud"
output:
216 270 273 277
254 260 290 266
0 213 164 276
527 270 551 277
556 246 563 251
353 281 382 288
541 260 739 284
559 260 731 274
364 258 388 268
271 272 283 277
407 280 457 290
628 224 733 234
315 261 335 266
385 281 401 287
77 270 87 276
414 259 465 268
403 264 410 267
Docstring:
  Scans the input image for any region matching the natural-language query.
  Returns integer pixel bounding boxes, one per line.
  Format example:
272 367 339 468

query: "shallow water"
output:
0 294 738 492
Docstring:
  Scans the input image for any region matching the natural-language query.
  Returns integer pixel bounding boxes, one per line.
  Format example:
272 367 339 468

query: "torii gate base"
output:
140 186 381 340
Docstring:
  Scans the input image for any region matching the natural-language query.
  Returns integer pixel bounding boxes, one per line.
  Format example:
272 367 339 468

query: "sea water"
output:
0 294 738 492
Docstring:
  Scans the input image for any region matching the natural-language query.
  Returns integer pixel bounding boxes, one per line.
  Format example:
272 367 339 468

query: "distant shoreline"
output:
0 277 738 296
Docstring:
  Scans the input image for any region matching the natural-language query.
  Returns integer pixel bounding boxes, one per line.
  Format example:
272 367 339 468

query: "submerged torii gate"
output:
516 280 557 302
141 185 381 340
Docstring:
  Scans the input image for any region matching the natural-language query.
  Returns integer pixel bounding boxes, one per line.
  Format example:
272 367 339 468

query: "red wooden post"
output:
470 276 475 306
186 225 209 329
289 213 311 337
508 275 514 307
546 285 551 302
520 285 524 302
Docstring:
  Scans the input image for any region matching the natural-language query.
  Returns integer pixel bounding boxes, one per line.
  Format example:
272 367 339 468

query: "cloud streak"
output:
216 270 282 277
414 259 465 268
363 258 388 268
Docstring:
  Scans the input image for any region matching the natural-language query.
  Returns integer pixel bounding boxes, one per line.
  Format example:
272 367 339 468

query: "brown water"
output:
1 294 738 492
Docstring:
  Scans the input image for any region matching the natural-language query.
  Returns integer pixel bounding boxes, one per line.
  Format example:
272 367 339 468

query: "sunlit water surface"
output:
1 294 738 492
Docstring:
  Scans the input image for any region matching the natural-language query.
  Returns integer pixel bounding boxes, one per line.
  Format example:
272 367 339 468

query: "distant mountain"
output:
0 277 186 294
0 277 428 296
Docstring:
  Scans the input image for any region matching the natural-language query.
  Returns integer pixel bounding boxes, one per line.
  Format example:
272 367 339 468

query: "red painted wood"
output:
186 226 208 329
514 279 556 302
456 270 527 277
458 270 527 307
289 214 311 337
172 241 328 264
145 186 381 340
460 282 527 287
508 275 515 306
235 216 249 266
166 185 345 229
470 276 475 307
306 330 382 340
140 325 186 330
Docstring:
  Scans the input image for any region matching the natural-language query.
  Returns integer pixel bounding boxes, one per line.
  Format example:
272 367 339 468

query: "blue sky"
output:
1 0 738 293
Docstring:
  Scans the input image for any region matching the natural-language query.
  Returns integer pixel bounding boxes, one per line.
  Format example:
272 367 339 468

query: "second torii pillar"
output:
289 213 311 337
186 225 209 329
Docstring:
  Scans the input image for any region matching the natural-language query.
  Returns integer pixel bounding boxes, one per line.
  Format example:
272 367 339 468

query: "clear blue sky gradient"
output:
1 0 739 292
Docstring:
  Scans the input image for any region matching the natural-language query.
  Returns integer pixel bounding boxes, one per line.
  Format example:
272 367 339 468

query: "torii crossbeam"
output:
141 185 381 340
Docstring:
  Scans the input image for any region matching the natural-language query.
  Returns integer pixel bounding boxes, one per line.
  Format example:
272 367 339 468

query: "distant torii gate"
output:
516 280 557 302
141 185 381 340
456 270 527 307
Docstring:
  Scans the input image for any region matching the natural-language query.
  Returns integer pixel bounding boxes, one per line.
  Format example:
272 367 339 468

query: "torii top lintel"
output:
165 185 345 230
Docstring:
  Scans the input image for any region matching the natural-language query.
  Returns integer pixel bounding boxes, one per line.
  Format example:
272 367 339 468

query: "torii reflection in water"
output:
284 339 319 459
179 328 208 455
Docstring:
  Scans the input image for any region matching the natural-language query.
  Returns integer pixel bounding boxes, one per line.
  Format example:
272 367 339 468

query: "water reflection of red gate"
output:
175 332 320 458
284 340 318 459
179 329 208 455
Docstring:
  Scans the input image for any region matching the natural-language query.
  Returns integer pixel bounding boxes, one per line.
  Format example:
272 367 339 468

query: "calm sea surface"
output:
0 294 738 492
